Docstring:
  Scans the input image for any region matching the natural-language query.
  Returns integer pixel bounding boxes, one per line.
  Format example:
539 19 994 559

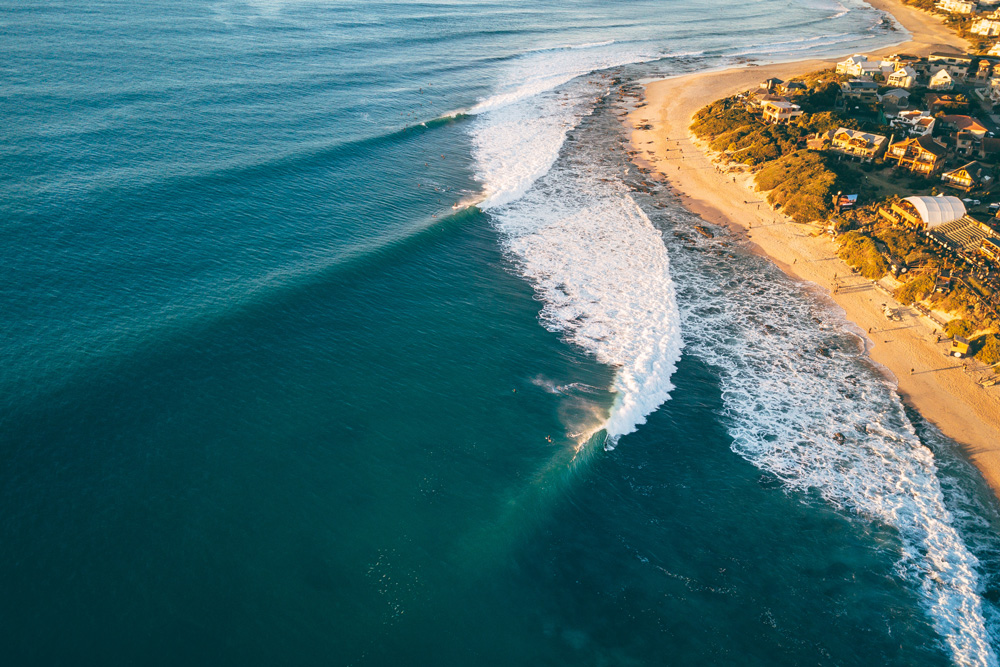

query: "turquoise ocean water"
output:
3 0 1000 664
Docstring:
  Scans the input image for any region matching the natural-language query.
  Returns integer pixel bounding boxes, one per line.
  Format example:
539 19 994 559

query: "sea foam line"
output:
665 223 999 667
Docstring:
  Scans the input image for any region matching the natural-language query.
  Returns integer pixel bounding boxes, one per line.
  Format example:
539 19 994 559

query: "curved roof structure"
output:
902 196 966 228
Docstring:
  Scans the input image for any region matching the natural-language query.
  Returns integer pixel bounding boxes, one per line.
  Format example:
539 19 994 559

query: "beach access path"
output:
629 0 1000 498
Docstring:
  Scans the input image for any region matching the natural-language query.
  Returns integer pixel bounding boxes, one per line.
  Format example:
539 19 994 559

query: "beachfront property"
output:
942 160 993 190
930 68 955 90
887 135 949 175
759 77 784 92
935 0 977 13
761 99 803 124
829 127 889 160
780 81 808 95
972 18 1000 36
892 110 936 136
887 66 917 88
835 54 882 78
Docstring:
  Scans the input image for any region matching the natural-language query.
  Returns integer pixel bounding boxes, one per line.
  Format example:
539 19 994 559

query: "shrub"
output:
875 228 922 261
944 318 975 339
756 150 845 222
973 334 1000 365
896 274 936 305
838 231 889 279
691 99 755 139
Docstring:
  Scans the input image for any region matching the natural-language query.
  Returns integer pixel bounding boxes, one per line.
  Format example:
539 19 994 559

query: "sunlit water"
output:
2 1 999 665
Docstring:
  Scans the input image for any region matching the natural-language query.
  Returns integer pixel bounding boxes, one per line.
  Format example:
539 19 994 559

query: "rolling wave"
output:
469 41 684 443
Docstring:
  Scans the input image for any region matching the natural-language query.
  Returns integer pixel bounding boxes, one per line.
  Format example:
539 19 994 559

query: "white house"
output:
929 68 954 90
836 54 866 75
989 42 1000 57
972 18 1000 37
761 100 803 124
835 54 880 77
935 0 976 13
887 66 917 88
892 110 936 137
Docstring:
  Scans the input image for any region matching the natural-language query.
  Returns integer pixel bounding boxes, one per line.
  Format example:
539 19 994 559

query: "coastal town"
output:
687 3 1000 376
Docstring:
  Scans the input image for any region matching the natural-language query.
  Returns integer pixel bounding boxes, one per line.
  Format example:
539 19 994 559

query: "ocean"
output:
2 0 1000 664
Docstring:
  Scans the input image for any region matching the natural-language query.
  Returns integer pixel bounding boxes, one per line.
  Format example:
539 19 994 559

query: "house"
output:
955 131 983 158
929 69 955 90
892 110 936 136
928 52 974 67
976 59 995 80
972 18 1000 37
887 135 949 175
881 195 967 228
887 66 917 88
989 42 1000 57
747 92 788 110
880 88 911 108
942 161 992 191
840 79 879 101
835 54 883 78
925 93 967 114
759 77 784 92
935 0 976 12
926 52 973 79
830 127 889 160
780 81 807 95
938 114 989 138
982 237 1000 263
761 99 803 124
836 54 869 76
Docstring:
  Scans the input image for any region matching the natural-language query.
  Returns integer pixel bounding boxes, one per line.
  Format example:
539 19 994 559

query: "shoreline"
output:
629 0 1000 498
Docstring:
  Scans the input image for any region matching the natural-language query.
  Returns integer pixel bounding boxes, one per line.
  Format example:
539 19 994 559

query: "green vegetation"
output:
896 274 936 305
874 228 921 261
690 98 754 138
691 98 860 167
973 334 1000 364
837 230 889 279
937 284 976 319
945 318 976 339
756 151 841 223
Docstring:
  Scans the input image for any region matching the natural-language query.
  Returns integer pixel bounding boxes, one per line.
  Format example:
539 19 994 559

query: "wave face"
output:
652 207 1000 667
469 44 683 443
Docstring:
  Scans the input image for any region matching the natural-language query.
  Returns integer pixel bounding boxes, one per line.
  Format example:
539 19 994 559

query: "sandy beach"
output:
630 0 1000 497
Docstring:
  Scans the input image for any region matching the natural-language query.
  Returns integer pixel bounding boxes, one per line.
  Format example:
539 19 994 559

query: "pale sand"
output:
629 0 1000 497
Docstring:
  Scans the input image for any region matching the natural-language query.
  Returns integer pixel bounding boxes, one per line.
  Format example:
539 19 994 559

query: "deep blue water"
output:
3 1 1000 665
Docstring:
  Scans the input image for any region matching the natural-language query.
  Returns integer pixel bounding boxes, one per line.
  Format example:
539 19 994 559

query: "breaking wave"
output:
468 42 684 444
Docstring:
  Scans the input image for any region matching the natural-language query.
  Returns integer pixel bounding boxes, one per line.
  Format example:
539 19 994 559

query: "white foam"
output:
468 42 663 208
467 42 686 443
491 164 683 444
667 232 998 666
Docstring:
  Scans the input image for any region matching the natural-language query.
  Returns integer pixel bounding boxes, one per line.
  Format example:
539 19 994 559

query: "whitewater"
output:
468 32 1000 667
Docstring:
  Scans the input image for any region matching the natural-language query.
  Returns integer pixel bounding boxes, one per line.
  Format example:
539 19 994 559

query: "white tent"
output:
902 195 967 228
